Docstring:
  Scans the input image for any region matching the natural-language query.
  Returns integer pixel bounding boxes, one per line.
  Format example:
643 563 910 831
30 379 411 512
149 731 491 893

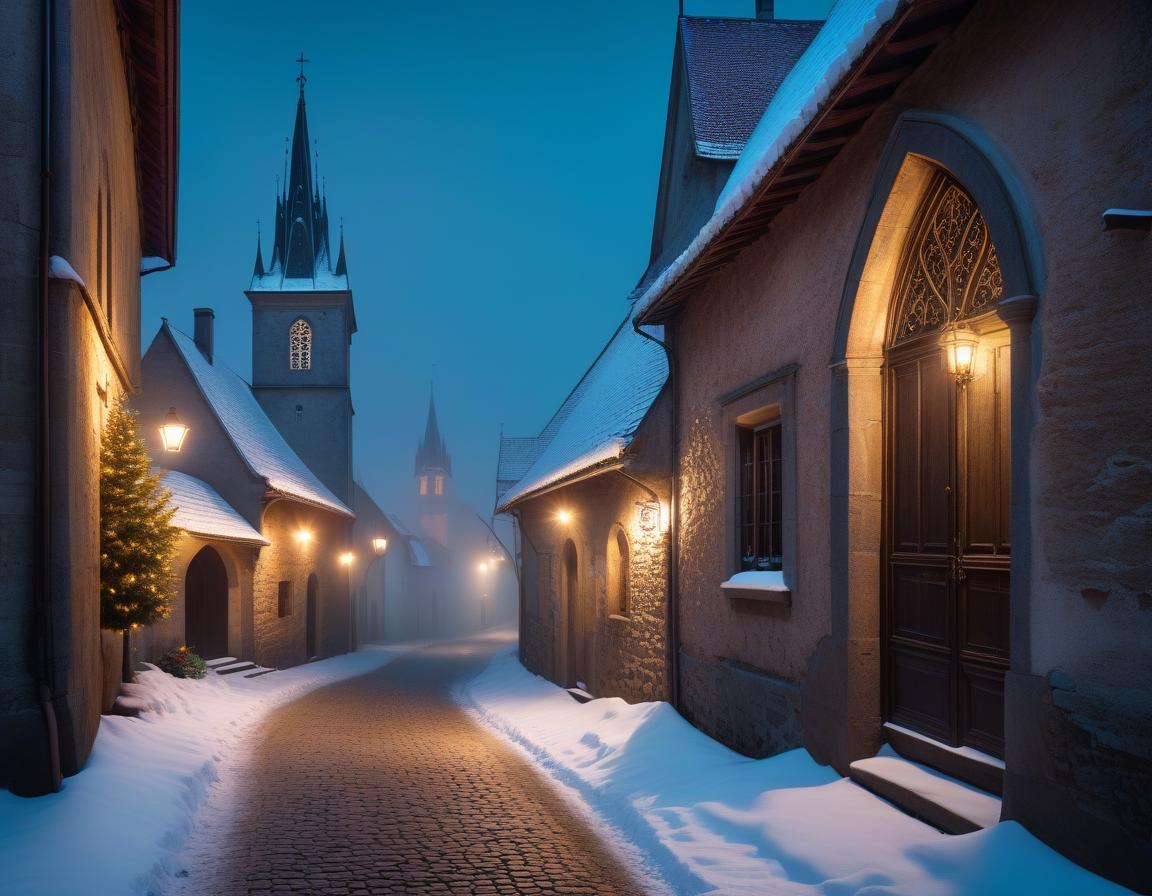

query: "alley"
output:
173 639 645 896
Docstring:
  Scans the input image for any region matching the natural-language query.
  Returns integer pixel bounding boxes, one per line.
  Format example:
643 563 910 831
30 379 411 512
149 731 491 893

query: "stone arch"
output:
561 538 588 689
815 112 1041 772
606 525 631 618
185 545 230 659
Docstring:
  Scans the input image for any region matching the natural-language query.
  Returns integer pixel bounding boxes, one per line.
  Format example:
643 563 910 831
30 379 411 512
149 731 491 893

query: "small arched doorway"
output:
185 546 229 658
882 170 1011 757
306 573 319 659
563 540 586 688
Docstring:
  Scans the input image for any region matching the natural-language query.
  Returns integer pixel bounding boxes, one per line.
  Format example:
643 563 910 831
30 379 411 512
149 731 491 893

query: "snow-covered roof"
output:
248 270 349 293
637 0 903 318
681 17 821 160
383 513 434 568
159 469 269 545
496 437 540 502
165 324 353 517
496 313 667 512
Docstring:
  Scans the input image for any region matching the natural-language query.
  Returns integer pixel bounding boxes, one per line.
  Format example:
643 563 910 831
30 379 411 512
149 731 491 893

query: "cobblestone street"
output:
175 639 645 896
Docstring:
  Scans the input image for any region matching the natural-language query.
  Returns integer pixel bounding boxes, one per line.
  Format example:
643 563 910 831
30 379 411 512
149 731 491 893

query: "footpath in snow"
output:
457 646 1135 896
0 642 418 896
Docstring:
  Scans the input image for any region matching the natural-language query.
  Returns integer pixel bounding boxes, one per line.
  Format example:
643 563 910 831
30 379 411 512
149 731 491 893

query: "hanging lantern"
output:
159 406 189 452
372 537 388 557
939 323 980 387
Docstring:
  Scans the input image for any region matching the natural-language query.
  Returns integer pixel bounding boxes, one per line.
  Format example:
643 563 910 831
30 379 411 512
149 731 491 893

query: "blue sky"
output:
144 0 834 519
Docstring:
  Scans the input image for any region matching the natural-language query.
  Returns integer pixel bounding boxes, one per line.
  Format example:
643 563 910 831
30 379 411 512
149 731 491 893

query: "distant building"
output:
0 0 179 795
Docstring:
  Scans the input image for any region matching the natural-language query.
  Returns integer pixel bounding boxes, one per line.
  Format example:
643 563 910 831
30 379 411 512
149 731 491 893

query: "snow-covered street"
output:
459 646 1137 896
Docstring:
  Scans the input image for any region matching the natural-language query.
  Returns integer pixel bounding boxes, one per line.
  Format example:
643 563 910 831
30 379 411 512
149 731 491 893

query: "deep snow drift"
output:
457 647 1135 896
0 644 414 896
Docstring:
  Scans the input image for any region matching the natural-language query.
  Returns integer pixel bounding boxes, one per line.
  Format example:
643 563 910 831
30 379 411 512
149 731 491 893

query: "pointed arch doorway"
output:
185 546 229 659
562 540 587 689
882 171 1011 757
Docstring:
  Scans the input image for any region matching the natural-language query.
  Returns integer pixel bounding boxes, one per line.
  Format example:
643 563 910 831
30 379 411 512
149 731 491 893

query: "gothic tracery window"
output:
289 318 312 370
891 172 1004 345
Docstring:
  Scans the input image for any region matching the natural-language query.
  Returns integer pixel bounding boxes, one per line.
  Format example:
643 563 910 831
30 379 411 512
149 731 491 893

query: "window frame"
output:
737 421 784 572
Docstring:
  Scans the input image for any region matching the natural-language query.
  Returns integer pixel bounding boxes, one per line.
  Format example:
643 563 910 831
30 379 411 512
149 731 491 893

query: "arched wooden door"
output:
563 540 586 688
185 546 229 658
306 574 319 659
883 172 1011 758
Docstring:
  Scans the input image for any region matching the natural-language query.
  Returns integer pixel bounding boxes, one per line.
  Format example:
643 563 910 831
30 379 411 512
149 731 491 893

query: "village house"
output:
0 0 179 795
629 0 1150 890
496 3 820 705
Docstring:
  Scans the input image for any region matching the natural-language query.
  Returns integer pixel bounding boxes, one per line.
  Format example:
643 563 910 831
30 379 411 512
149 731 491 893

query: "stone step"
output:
243 668 279 679
204 656 238 669
884 722 1004 795
565 687 595 704
213 661 259 676
849 749 1002 834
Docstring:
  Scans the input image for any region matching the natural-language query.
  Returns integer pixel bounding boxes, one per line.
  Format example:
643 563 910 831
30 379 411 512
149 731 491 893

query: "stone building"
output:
496 3 818 704
134 316 354 669
627 0 1150 890
0 0 179 795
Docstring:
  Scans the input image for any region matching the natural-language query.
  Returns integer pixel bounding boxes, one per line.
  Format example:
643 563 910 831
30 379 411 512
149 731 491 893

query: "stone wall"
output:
515 391 671 703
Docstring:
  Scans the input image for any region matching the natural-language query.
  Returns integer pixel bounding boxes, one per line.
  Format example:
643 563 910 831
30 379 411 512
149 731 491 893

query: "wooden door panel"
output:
889 647 953 743
891 562 951 645
920 359 953 553
962 338 1011 555
959 567 1010 658
960 662 1005 755
892 362 923 552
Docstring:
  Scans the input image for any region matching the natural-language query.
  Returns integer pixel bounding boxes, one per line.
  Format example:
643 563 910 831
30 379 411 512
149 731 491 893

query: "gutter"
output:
631 318 681 711
33 0 62 795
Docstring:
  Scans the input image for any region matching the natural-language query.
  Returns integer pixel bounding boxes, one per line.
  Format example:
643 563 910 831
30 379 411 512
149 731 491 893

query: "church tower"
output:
247 65 356 505
415 390 452 548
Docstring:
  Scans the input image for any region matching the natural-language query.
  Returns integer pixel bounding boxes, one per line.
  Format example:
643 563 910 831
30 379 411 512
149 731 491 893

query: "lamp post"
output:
370 537 388 641
477 560 491 630
339 551 355 650
158 406 189 452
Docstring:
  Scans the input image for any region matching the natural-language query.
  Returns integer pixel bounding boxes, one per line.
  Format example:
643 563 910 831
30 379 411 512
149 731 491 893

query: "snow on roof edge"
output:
635 0 903 320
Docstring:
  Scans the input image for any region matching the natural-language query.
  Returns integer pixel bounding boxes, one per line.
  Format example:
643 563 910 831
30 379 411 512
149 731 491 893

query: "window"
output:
295 403 304 423
418 475 428 496
738 423 783 571
277 581 292 618
607 528 630 617
434 475 443 496
289 319 312 370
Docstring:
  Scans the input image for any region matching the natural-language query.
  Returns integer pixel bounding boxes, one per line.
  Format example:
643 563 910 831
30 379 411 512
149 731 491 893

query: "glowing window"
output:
434 475 443 496
419 475 428 496
289 319 312 370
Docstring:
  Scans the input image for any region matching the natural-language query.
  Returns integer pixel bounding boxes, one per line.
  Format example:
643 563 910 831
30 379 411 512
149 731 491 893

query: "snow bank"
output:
0 644 414 896
458 647 1135 896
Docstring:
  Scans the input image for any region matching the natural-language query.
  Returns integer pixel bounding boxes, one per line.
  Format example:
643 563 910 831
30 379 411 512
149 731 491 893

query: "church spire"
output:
335 222 348 278
283 77 317 278
415 388 452 477
253 224 265 277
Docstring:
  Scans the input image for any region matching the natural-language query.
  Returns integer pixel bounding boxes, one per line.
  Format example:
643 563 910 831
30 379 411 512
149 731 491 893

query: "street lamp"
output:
159 407 189 452
369 537 388 642
477 559 492 629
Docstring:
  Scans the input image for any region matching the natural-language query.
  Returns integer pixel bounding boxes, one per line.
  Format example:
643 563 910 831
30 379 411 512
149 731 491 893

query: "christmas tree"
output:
100 396 180 682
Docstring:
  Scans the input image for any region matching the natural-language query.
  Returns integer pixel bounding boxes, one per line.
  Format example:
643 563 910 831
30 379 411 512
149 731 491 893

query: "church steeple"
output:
252 61 350 291
415 389 452 478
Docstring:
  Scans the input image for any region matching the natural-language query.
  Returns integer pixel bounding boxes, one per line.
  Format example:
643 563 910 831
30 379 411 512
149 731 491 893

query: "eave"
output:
116 0 179 268
638 0 976 323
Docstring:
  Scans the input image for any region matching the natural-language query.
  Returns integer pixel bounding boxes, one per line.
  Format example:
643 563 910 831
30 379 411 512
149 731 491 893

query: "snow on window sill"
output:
608 613 632 624
721 570 791 605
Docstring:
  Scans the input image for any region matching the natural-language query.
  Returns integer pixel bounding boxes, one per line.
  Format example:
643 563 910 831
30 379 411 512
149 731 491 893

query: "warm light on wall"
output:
339 551 356 567
556 509 573 525
477 560 490 574
372 537 388 556
295 530 313 545
939 323 980 387
159 406 189 452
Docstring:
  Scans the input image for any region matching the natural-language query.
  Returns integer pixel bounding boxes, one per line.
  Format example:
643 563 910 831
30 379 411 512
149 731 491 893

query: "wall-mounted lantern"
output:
555 509 573 525
339 551 356 567
159 406 189 452
372 537 388 557
939 323 980 388
295 529 313 545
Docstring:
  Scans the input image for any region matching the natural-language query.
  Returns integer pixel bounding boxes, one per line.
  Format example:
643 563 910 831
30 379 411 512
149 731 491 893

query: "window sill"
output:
607 613 632 624
722 585 792 606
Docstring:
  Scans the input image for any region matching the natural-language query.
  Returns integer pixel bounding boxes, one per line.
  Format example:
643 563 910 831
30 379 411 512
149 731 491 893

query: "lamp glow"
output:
372 537 388 556
295 530 313 545
159 406 189 452
556 509 573 525
477 560 490 574
939 324 980 387
339 551 356 567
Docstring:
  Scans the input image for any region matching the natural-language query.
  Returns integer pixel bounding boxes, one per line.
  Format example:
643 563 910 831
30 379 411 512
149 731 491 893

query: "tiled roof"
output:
496 313 667 512
160 469 269 545
680 16 821 160
496 437 540 502
165 324 353 517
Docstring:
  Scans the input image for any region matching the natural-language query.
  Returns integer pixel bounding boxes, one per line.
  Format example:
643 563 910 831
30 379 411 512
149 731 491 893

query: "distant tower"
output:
247 64 356 504
415 390 452 548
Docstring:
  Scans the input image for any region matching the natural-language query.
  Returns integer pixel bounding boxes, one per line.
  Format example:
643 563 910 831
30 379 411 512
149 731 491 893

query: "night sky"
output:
143 0 835 523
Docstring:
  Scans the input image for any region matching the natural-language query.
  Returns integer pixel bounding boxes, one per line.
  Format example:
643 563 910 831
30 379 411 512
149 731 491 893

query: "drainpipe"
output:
33 0 62 794
632 317 680 711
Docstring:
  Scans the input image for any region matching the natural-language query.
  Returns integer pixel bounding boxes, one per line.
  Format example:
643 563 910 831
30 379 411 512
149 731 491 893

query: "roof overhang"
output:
117 0 180 269
495 458 625 516
638 0 976 324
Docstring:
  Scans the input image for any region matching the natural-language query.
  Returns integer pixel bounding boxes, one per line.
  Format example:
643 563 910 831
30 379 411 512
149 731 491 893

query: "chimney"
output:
756 0 774 19
193 308 214 364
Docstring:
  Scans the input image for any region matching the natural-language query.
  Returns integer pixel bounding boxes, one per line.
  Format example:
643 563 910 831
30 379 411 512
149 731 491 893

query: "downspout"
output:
34 0 62 794
632 318 680 711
